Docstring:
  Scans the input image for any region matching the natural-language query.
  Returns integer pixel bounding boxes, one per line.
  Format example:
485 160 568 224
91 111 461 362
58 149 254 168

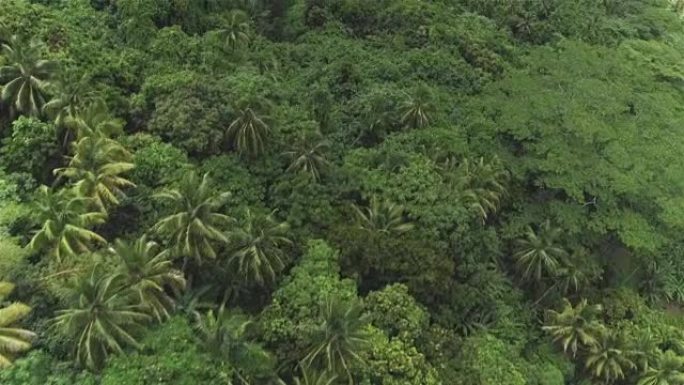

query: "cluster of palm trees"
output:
543 298 684 384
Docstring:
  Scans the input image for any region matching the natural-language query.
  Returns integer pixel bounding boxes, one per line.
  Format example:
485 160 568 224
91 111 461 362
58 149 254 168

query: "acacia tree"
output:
153 172 233 267
0 36 58 118
29 186 107 263
0 282 35 367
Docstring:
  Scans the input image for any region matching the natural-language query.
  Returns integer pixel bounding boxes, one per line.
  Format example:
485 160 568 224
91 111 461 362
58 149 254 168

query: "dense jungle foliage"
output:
2 0 684 384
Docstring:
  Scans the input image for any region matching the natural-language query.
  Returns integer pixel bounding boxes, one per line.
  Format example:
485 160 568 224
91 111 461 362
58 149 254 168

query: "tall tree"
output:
227 209 292 286
513 220 568 282
55 135 135 213
399 85 435 130
219 10 251 52
29 186 107 263
351 197 414 235
108 236 186 322
585 330 636 384
153 172 233 266
0 36 58 118
638 350 684 385
303 297 371 384
543 298 604 357
283 131 330 181
225 100 271 157
52 268 150 371
0 282 35 368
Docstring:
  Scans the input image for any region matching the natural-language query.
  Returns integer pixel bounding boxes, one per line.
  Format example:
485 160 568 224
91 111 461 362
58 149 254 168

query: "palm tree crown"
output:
219 10 251 51
638 350 684 385
283 131 330 182
227 209 292 286
29 185 107 263
303 297 371 384
108 235 186 322
55 134 135 212
351 197 414 235
543 298 604 357
513 220 568 282
52 268 150 370
0 282 36 368
226 101 271 157
0 36 58 117
153 172 233 264
584 330 636 384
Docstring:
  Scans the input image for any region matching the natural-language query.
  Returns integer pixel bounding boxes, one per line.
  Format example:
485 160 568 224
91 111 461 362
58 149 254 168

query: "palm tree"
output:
399 85 435 130
43 74 100 129
52 268 150 370
513 220 567 282
49 97 119 149
153 172 233 266
226 102 271 157
219 10 251 51
452 157 508 223
350 197 414 235
585 330 636 384
283 131 330 181
55 135 135 212
543 298 604 357
303 297 371 384
29 185 107 263
0 36 58 117
227 209 292 286
194 305 275 384
108 236 186 322
638 350 684 385
0 282 36 367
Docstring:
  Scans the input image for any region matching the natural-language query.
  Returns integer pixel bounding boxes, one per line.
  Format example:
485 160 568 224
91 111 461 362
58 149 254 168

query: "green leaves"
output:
0 282 35 368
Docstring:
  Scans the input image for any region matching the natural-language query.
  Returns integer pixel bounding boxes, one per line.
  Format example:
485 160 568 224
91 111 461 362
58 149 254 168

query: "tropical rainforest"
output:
2 0 684 384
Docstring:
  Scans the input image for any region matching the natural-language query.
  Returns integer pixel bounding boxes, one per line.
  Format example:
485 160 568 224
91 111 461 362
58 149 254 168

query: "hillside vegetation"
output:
2 0 684 384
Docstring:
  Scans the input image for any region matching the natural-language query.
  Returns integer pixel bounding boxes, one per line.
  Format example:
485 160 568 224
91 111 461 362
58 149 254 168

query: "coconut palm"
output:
55 134 135 212
52 268 150 370
43 74 100 130
219 10 251 51
29 185 107 263
195 305 275 384
226 102 271 157
351 197 414 235
303 297 371 384
227 209 292 286
108 236 186 322
454 156 508 223
0 36 58 117
513 220 567 282
283 131 330 181
638 350 684 385
0 282 36 368
543 298 604 357
153 172 233 265
399 85 435 129
585 330 636 384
